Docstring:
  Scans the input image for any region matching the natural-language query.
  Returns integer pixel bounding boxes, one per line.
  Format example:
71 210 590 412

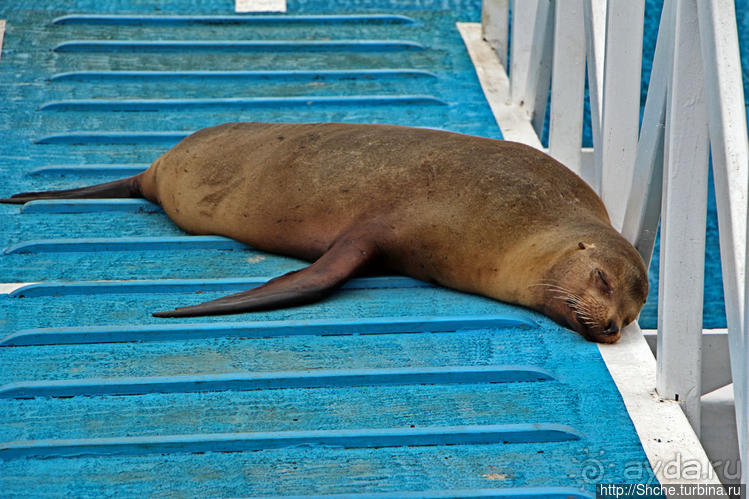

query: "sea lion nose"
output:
602 321 619 335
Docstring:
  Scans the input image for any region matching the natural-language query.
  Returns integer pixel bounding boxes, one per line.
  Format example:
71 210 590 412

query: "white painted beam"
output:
523 0 555 135
697 0 749 478
656 0 709 435
481 0 509 68
598 0 645 230
643 329 733 395
701 384 741 485
509 0 539 108
235 0 286 13
621 0 674 266
548 0 585 175
583 0 606 190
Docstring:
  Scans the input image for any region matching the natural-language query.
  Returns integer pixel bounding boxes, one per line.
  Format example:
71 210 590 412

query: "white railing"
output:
481 0 748 483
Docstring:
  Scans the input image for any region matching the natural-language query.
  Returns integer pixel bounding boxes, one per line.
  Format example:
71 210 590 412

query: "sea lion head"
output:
535 237 648 344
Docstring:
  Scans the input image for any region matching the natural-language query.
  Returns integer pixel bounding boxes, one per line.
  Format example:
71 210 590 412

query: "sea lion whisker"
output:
528 281 560 288
546 287 577 297
568 304 596 321
569 306 594 319
574 295 602 309
570 306 596 322
549 292 581 305
543 285 580 297
548 289 583 303
575 311 593 320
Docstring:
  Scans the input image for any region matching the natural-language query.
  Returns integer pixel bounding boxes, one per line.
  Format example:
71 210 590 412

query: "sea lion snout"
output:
536 240 648 344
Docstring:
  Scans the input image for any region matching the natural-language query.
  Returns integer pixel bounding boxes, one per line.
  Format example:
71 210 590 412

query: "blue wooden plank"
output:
0 444 640 496
35 131 189 144
33 127 455 146
51 14 418 25
0 381 579 441
49 69 438 82
39 95 448 111
3 236 247 254
0 365 553 398
0 314 537 346
6 276 429 296
20 199 161 214
53 40 427 53
0 424 583 460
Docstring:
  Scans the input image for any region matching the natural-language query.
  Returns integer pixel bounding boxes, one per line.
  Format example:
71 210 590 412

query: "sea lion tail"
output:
0 176 143 204
153 233 380 318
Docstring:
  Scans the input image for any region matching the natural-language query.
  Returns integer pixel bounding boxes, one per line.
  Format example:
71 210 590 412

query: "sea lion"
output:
1 122 648 343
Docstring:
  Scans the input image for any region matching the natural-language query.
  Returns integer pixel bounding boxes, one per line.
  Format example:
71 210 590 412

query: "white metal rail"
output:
480 0 748 484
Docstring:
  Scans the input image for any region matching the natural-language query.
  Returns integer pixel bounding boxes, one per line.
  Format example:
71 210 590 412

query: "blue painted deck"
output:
1 1 656 496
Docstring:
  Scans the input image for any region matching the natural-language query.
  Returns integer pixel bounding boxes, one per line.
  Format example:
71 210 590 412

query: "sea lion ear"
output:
578 242 586 250
594 268 612 293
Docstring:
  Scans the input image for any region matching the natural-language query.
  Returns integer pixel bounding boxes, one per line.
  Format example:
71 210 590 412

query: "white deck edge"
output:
235 0 287 13
600 323 721 485
459 20 721 486
0 20 6 62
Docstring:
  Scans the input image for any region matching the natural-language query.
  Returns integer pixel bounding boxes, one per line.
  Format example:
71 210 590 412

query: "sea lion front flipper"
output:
153 234 380 318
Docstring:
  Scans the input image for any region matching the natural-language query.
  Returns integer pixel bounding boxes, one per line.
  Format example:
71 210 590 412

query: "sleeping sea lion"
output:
1 122 648 343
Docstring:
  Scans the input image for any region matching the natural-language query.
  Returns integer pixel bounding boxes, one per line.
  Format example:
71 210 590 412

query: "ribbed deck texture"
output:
1 0 655 496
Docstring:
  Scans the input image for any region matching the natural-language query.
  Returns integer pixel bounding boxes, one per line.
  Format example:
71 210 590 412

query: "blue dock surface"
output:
1 1 656 496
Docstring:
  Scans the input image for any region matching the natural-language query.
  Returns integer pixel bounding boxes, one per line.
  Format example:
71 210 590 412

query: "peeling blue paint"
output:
0 0 658 495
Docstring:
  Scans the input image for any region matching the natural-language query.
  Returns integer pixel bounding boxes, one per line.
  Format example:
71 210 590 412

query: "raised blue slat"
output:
51 14 417 25
0 314 538 346
27 164 149 176
0 424 582 460
40 95 447 111
0 365 553 399
254 488 595 499
20 199 162 214
6 276 427 297
34 128 454 145
50 69 438 82
53 40 426 53
3 236 247 254
35 131 189 144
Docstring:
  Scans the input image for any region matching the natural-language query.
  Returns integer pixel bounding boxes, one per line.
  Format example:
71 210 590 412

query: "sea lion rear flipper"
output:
0 176 143 204
152 235 380 318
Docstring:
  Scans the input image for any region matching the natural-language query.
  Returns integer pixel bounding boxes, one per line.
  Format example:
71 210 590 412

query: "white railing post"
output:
548 0 585 175
620 0 674 266
656 0 709 435
583 0 607 191
697 0 749 482
522 0 555 135
597 0 645 231
481 0 509 68
509 0 539 108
